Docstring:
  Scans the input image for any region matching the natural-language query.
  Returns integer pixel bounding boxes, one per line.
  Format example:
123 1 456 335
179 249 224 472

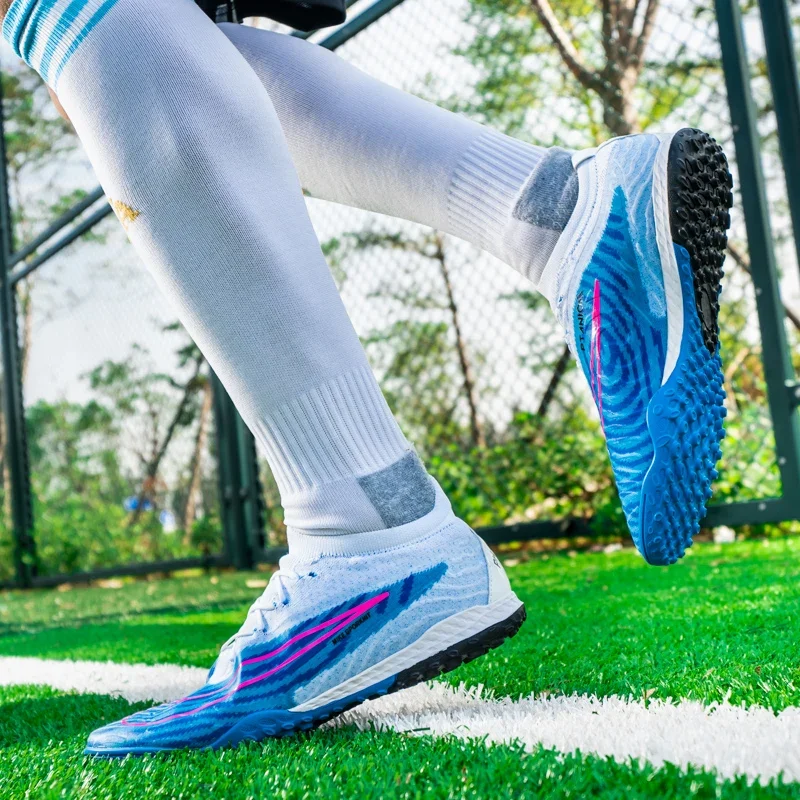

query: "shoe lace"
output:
221 554 318 651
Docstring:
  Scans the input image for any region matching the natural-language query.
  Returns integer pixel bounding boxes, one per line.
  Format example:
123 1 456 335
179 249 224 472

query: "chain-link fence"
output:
259 0 800 547
1 0 799 585
0 85 226 581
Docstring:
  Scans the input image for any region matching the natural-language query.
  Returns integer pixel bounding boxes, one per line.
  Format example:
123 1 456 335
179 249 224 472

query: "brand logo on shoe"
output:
588 279 605 432
331 611 373 645
576 292 587 352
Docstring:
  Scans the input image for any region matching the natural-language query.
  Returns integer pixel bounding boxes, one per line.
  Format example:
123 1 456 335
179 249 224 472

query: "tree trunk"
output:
18 281 33 387
530 0 659 137
433 235 486 448
130 357 204 525
536 344 572 418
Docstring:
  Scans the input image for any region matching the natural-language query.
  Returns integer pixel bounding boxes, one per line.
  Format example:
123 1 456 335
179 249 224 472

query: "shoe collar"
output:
286 479 455 560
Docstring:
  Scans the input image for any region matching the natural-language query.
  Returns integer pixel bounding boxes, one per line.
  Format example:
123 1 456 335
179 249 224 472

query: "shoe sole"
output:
639 128 733 565
84 598 526 755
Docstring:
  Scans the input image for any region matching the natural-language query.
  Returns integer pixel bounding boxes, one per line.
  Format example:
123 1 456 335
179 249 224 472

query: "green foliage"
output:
30 496 192 577
0 329 223 581
430 407 622 531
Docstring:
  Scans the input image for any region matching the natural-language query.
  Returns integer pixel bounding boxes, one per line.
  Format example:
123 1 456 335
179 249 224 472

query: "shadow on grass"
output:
0 687 142 748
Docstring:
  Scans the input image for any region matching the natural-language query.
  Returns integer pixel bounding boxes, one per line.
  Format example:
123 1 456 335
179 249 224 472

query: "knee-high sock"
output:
3 0 442 542
221 23 579 288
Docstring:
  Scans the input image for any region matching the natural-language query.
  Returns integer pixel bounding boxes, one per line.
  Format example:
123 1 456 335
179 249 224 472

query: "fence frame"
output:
0 0 798 587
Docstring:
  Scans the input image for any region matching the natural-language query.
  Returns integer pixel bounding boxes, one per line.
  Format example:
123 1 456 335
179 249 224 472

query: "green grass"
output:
1 683 799 800
2 538 799 709
2 538 800 797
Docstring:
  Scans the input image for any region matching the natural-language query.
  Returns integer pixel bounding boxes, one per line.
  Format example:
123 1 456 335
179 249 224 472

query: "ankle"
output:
447 130 544 260
447 131 578 290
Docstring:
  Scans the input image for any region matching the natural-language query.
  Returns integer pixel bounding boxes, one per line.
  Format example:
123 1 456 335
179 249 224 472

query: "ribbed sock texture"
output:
223 23 577 289
3 0 435 539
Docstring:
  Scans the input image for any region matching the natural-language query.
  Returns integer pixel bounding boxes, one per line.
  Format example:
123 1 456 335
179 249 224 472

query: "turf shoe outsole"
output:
639 129 732 564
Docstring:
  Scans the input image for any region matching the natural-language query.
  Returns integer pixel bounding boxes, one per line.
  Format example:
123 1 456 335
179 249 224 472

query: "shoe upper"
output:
86 500 496 752
547 134 671 546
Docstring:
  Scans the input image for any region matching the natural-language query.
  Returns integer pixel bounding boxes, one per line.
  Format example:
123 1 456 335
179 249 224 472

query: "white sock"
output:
3 0 441 541
222 23 579 287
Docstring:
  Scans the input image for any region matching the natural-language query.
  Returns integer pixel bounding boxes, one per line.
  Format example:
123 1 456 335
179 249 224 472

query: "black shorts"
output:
196 0 347 31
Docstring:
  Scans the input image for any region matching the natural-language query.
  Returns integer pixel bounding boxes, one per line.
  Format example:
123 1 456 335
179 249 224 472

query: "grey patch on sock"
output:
358 452 435 529
512 147 579 232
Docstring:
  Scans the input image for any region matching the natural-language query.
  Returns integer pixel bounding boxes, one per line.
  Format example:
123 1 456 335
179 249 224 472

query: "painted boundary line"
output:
1 657 799 784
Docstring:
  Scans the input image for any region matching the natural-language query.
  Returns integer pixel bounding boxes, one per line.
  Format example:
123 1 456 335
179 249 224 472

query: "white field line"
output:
1 656 799 784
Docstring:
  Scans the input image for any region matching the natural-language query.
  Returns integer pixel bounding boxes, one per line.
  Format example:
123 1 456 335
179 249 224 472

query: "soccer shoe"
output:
84 493 525 755
540 129 732 565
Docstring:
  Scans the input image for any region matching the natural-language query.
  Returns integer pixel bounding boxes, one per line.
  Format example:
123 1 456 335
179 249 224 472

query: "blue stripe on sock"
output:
2 0 118 88
52 0 118 86
2 0 41 60
2 0 31 45
18 0 61 71
37 0 88 84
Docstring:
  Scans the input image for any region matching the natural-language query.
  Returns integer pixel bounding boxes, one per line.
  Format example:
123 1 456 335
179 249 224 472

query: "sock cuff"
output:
447 130 544 258
286 481 454 558
253 366 411 498
3 0 119 87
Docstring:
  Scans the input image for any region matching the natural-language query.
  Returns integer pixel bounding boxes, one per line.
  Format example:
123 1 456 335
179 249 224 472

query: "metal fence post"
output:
758 0 800 285
235 410 266 557
715 0 800 519
0 74 36 586
211 372 261 570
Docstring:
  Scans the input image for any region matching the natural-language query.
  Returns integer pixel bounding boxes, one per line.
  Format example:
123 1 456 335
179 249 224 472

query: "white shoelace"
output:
221 554 318 651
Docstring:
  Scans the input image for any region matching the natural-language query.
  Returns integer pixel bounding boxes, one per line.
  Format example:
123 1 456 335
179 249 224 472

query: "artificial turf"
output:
1 683 799 800
1 537 799 710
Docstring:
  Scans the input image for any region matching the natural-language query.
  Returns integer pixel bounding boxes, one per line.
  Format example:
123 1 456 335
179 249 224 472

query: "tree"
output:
86 332 210 532
182 377 213 540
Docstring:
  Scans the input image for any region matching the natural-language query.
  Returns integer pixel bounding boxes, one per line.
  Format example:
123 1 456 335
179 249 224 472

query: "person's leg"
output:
222 24 577 290
222 24 732 566
3 0 524 753
5 0 430 538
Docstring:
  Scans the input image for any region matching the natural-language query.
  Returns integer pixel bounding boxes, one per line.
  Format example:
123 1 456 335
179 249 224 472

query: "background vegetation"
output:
1 0 798 580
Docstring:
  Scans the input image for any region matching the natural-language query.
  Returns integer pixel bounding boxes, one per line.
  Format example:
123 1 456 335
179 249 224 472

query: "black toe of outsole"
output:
667 128 734 355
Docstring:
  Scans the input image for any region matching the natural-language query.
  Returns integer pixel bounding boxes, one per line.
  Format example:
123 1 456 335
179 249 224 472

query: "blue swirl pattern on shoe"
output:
572 186 667 550
566 130 730 564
